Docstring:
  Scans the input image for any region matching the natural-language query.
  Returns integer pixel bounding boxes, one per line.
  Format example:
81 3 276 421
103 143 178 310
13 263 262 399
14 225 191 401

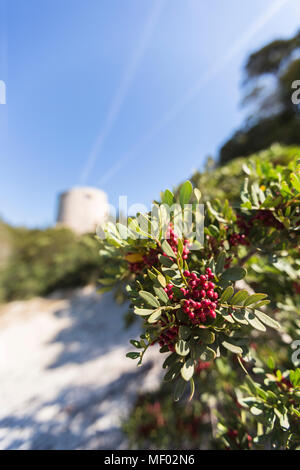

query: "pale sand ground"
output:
0 287 163 449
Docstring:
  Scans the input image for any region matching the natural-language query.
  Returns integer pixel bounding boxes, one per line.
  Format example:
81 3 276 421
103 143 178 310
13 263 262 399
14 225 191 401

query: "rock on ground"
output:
0 287 163 450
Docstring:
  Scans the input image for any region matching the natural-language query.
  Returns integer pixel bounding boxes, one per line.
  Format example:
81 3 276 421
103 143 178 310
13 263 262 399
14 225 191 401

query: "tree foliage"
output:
219 31 300 164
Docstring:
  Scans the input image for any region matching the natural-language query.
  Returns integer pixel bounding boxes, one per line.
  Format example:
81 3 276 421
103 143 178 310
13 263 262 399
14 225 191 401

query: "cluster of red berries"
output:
253 210 284 230
229 232 249 247
236 214 251 234
157 323 178 352
165 224 190 260
237 210 284 234
129 262 144 273
181 269 218 324
163 268 218 325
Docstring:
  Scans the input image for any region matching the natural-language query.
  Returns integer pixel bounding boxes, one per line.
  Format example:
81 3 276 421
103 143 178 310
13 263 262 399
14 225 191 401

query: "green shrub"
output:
0 224 101 302
98 143 300 449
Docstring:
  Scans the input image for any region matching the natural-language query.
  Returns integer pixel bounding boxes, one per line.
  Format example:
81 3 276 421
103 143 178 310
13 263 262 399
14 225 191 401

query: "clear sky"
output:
0 0 299 227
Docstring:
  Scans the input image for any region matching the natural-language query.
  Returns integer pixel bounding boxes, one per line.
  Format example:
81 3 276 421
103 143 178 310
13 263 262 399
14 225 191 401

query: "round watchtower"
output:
56 187 108 234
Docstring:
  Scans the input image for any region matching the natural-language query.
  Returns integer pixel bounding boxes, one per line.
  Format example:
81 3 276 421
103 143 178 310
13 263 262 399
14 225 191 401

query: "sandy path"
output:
0 287 163 449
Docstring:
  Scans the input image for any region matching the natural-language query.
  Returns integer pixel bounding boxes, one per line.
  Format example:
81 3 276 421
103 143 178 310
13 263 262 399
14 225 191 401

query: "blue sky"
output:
0 0 300 227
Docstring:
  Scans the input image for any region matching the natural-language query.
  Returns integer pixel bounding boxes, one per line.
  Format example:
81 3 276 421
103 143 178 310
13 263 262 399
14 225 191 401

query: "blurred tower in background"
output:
56 187 108 235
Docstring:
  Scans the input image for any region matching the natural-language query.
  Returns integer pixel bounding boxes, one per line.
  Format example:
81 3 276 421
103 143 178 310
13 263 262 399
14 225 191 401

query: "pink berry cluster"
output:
253 210 284 230
165 224 190 260
163 268 219 324
237 210 284 234
157 323 179 352
229 232 249 247
129 262 143 273
182 269 218 323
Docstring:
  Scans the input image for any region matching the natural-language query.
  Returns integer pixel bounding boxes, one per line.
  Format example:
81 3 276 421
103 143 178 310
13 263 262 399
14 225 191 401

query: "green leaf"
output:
194 188 201 202
231 310 248 325
254 310 280 330
245 311 266 332
181 358 195 381
290 368 300 387
216 251 226 274
241 200 252 210
126 352 140 359
139 291 160 308
255 300 270 308
164 361 182 381
230 290 249 305
174 378 187 401
197 329 215 344
162 352 178 369
222 312 235 323
130 340 142 349
242 163 251 175
220 286 234 303
154 286 169 304
244 293 268 307
281 181 293 196
161 240 176 258
177 238 183 256
157 273 166 288
256 386 268 401
251 183 259 207
267 357 275 370
290 172 300 192
291 406 300 418
221 339 243 355
266 390 277 404
179 181 193 207
147 270 157 282
148 308 163 323
245 375 259 395
134 307 156 316
162 189 174 206
175 339 190 356
276 369 282 381
199 346 216 361
162 267 179 278
208 224 219 237
179 326 191 340
206 201 227 223
279 413 290 430
189 378 195 401
158 254 177 268
250 406 263 416
221 266 247 282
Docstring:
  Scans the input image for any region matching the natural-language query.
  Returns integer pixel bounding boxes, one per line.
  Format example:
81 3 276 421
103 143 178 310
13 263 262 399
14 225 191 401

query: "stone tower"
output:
56 187 108 235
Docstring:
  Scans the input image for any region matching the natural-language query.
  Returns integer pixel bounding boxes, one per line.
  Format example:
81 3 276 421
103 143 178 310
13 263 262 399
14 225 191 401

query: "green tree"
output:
220 30 300 164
